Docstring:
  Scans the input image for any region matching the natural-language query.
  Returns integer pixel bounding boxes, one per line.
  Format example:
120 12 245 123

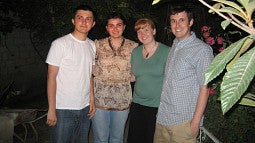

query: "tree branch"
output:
198 0 254 34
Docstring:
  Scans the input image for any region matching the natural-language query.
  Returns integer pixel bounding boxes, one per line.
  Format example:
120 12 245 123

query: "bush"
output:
204 93 255 143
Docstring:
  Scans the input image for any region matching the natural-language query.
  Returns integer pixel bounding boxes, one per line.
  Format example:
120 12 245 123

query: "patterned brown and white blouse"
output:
93 37 138 110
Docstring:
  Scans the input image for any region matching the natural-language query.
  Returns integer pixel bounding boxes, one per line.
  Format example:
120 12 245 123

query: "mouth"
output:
142 37 147 40
175 29 182 32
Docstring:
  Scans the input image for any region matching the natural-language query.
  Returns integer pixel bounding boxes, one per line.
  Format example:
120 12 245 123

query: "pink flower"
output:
205 37 215 45
203 32 210 38
217 37 223 45
201 26 210 32
209 88 215 95
219 47 225 52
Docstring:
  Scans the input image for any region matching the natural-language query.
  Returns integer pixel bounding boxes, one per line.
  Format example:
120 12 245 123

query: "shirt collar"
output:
173 31 196 47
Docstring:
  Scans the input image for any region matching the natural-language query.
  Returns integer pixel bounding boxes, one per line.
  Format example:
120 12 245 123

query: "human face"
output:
72 10 95 35
170 11 193 41
137 25 156 45
106 18 125 39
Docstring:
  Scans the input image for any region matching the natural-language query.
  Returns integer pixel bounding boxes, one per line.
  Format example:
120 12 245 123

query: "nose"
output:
112 26 118 30
175 21 180 27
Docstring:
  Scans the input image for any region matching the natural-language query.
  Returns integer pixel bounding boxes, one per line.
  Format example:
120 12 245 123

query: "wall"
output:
0 28 47 107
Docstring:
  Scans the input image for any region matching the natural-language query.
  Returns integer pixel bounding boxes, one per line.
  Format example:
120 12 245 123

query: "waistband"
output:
96 105 130 111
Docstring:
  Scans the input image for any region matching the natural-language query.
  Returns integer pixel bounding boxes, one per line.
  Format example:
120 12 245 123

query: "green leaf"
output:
218 7 246 20
220 46 255 114
237 0 255 19
221 19 232 30
204 36 249 85
213 0 246 16
226 38 254 70
250 34 255 39
209 3 222 13
237 0 248 11
239 93 255 107
152 0 161 5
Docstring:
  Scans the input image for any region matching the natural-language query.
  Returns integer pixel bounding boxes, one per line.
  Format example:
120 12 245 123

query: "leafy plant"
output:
197 0 255 114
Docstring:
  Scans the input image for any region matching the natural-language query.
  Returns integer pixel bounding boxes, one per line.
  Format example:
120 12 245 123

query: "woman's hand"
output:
88 100 96 119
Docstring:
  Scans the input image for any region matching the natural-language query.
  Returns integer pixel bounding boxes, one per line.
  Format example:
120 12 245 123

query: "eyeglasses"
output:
107 23 124 29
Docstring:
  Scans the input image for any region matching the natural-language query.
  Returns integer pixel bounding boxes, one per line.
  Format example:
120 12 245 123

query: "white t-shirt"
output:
46 33 96 110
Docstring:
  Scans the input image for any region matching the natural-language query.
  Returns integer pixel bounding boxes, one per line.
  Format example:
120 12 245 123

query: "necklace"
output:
143 42 157 59
108 37 125 56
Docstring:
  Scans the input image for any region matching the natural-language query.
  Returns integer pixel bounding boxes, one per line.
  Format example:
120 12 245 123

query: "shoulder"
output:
132 45 142 52
131 45 142 59
95 38 109 48
86 38 96 52
86 37 95 44
158 43 170 56
189 32 211 50
187 38 213 60
125 39 139 48
194 38 213 53
95 37 108 44
50 34 71 50
158 42 170 50
184 34 212 54
52 34 70 44
95 37 108 42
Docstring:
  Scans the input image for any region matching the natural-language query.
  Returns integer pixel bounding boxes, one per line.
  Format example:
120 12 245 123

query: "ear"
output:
153 28 156 35
189 18 194 27
92 21 96 27
72 19 75 25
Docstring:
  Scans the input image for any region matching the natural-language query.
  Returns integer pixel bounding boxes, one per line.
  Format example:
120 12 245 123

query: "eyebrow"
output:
108 22 123 25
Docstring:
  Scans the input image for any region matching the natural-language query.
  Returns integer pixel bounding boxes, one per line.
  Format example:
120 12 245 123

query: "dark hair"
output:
106 12 126 25
72 5 96 21
169 5 193 22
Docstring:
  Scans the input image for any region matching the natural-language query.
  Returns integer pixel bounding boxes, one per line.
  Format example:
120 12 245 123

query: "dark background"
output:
1 0 254 142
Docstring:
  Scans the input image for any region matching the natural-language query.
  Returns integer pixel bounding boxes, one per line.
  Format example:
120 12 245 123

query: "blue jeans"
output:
92 108 129 143
50 106 91 143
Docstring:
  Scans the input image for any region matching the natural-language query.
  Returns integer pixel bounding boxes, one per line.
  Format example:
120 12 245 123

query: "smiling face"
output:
106 18 125 39
170 11 193 41
137 25 156 45
72 10 95 35
134 18 156 45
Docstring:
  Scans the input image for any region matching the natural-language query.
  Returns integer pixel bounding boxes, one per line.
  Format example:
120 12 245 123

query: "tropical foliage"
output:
198 0 255 114
200 24 255 142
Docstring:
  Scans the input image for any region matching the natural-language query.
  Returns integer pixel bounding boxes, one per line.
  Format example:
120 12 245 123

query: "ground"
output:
3 94 128 143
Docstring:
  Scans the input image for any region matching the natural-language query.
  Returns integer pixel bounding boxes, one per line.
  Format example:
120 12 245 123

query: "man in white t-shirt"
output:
45 5 96 143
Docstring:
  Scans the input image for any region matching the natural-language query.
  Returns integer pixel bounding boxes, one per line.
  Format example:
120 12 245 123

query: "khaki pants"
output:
154 121 197 143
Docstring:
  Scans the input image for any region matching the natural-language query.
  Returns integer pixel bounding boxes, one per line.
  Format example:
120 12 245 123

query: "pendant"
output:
145 52 149 58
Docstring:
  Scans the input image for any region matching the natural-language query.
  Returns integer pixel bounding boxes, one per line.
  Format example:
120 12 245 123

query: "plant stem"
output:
198 0 253 34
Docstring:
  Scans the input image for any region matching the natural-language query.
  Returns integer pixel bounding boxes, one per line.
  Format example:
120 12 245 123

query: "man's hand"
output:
190 119 199 136
46 110 57 126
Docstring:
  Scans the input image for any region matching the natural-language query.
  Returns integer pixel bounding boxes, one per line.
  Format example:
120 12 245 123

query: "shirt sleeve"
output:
45 39 64 67
196 46 214 86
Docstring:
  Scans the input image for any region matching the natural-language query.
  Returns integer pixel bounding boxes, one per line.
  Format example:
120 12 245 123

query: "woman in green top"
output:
127 18 170 143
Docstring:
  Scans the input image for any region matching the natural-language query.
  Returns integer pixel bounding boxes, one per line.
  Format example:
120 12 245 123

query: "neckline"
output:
108 37 125 56
143 42 158 59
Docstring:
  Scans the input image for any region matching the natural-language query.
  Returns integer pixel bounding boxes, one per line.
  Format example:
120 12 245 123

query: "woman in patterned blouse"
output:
92 12 138 143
